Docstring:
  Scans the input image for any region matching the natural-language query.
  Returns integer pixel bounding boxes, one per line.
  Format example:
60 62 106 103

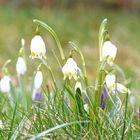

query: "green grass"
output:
0 5 140 139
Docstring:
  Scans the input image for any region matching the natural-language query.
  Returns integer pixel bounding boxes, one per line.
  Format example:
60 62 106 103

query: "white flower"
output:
105 74 116 91
105 74 130 94
34 71 43 89
84 104 88 112
75 81 82 92
16 57 27 75
116 83 130 94
62 58 80 80
0 120 3 129
0 76 11 93
30 35 46 59
102 41 117 65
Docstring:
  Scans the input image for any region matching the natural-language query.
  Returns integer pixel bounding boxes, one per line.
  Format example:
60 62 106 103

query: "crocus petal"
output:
100 88 107 109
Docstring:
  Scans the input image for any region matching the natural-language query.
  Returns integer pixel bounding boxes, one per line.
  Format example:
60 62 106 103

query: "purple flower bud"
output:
137 107 140 118
100 88 107 109
32 90 43 102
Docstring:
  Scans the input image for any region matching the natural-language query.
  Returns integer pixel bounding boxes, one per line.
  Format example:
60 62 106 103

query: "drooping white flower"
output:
0 120 3 129
62 58 80 80
34 71 43 89
30 35 46 59
102 41 117 65
0 76 11 93
105 74 116 91
75 81 82 92
116 83 130 94
16 57 27 75
105 74 130 94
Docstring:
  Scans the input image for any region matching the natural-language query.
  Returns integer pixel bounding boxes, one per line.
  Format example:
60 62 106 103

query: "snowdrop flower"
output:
62 58 80 80
105 74 116 91
75 81 82 92
34 71 43 89
16 57 27 75
30 35 46 59
116 83 130 94
0 76 11 93
105 74 130 94
102 41 117 66
0 120 3 129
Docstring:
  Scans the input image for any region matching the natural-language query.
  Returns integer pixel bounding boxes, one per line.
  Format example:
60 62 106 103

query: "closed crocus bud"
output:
105 74 116 91
30 35 46 59
34 71 43 89
62 58 80 80
100 88 107 110
116 83 130 94
16 57 27 75
102 41 117 66
0 76 11 93
75 81 82 92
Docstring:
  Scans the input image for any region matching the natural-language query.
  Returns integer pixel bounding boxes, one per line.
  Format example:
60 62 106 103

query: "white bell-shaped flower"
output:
102 41 117 66
0 120 3 129
116 83 130 94
30 35 46 59
105 74 116 91
75 81 82 92
0 76 11 93
34 71 43 89
62 58 80 80
16 57 27 75
84 104 88 112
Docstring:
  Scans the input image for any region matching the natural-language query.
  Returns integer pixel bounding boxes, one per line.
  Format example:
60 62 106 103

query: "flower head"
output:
30 35 46 59
16 57 27 75
0 120 3 129
102 41 117 66
32 89 43 102
62 58 80 80
0 76 11 93
105 74 116 91
105 74 130 94
34 71 43 89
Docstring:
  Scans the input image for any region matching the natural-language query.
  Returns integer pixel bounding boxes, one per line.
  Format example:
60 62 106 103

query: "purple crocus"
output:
100 88 107 109
137 107 140 118
32 89 43 103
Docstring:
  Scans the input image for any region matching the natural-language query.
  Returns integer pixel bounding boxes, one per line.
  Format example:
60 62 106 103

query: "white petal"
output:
0 120 3 129
105 74 116 90
102 41 117 65
0 76 11 93
84 104 88 112
30 35 46 58
75 81 82 92
34 71 43 89
16 57 27 75
116 83 130 94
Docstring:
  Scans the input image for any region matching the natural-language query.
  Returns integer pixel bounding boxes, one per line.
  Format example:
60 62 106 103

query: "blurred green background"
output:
0 0 140 99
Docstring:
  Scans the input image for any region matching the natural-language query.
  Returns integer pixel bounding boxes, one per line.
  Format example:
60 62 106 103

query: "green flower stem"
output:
121 93 129 140
33 19 65 64
41 59 57 92
2 59 11 75
69 41 88 88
